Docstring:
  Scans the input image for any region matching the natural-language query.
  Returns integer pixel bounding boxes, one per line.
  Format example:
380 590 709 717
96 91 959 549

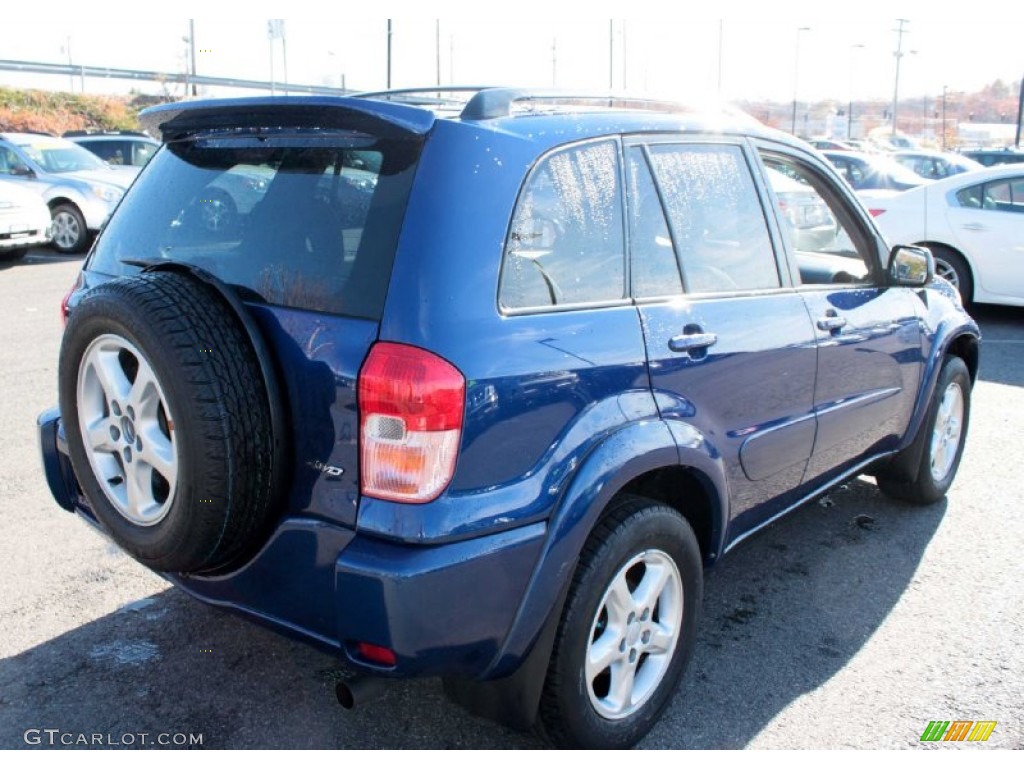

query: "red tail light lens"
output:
358 342 465 503
868 208 886 217
60 273 84 326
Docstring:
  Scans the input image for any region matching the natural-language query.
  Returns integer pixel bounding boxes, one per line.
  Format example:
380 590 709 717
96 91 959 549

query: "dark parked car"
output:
959 147 1024 167
39 89 979 748
64 130 160 168
823 149 930 191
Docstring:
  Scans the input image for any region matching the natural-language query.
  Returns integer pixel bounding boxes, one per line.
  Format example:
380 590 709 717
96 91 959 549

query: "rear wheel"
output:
538 495 702 748
930 246 973 305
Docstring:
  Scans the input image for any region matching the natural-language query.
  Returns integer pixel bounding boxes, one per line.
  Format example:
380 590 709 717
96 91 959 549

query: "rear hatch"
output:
81 98 429 528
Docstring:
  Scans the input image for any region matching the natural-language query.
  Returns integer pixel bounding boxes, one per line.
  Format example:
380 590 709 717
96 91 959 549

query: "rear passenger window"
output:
500 141 625 309
626 148 682 297
647 144 779 293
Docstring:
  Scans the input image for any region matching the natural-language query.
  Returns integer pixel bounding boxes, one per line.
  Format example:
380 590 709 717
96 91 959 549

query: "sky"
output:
2 2 1022 106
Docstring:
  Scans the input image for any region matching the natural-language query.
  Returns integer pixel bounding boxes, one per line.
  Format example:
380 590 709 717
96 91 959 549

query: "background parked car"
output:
823 150 930 191
0 179 52 261
891 150 983 180
64 130 160 168
959 147 1024 167
861 165 1024 306
0 132 137 253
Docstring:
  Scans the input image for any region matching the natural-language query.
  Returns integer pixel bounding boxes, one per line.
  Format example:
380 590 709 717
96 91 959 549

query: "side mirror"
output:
10 164 34 177
889 245 933 287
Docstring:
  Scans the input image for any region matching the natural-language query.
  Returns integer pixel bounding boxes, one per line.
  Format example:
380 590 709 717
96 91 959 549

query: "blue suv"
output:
38 88 979 748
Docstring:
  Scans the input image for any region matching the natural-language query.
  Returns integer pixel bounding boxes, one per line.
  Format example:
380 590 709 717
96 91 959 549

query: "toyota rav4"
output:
38 88 979 748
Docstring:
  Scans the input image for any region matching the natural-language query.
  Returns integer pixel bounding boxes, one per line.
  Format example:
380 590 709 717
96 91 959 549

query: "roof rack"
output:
460 88 697 120
352 87 701 121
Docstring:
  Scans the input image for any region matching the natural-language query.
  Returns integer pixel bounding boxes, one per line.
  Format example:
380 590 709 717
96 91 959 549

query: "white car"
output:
0 179 52 261
862 166 1024 306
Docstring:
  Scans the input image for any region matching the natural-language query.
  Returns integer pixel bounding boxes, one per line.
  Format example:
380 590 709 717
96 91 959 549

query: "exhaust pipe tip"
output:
336 675 390 710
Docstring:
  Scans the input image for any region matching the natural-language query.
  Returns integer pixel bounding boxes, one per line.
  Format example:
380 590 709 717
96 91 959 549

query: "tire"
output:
538 495 702 748
0 248 28 262
930 246 973 305
59 271 277 573
878 355 971 505
50 203 90 254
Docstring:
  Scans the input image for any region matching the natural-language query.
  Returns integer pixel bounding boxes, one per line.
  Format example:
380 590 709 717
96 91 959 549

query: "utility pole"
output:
942 85 948 150
609 20 614 90
1016 75 1024 148
387 20 393 89
717 20 724 97
891 18 909 137
435 20 441 88
848 43 864 140
622 21 627 90
189 20 197 96
552 37 557 87
791 27 810 135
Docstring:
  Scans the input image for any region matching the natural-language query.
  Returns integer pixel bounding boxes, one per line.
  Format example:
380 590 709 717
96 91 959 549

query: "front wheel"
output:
878 355 971 504
538 496 702 748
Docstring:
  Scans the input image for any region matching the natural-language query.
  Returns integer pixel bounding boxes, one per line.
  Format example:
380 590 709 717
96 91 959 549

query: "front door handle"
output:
816 314 848 332
669 332 718 353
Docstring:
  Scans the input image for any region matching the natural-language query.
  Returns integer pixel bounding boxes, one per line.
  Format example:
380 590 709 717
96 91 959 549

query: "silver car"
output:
0 133 139 253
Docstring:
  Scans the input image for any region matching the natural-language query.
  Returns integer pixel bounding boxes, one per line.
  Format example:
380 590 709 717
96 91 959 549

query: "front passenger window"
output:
761 153 877 286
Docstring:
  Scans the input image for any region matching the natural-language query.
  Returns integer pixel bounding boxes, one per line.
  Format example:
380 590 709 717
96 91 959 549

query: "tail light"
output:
868 208 886 217
358 342 465 503
60 273 84 326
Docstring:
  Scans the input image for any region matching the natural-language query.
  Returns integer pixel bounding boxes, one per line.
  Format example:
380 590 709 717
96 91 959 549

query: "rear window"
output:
88 131 420 319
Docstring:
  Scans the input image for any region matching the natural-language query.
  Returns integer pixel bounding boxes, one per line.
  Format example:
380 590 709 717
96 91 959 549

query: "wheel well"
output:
920 241 972 286
947 334 980 385
47 197 77 212
616 466 718 566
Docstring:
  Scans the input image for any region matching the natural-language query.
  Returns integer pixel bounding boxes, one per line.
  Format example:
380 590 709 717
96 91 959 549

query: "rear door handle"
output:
816 314 848 332
962 222 985 231
669 332 718 353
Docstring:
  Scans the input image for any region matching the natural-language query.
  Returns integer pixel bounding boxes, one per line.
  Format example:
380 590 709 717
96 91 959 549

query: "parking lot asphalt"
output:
1 248 1021 749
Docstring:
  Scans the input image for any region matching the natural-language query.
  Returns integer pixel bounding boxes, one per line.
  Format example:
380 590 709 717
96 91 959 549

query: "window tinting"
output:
627 148 682 297
500 141 625 309
761 153 876 286
647 144 779 293
87 134 420 319
957 184 983 208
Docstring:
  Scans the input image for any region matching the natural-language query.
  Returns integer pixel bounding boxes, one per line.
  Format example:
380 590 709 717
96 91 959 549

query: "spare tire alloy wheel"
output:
59 272 277 573
77 334 177 526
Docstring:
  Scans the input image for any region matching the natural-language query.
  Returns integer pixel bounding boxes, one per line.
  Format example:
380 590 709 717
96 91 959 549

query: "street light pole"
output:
791 26 810 136
387 20 392 89
891 18 909 136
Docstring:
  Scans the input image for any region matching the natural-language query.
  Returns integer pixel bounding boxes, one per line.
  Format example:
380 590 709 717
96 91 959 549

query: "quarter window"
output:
500 141 625 309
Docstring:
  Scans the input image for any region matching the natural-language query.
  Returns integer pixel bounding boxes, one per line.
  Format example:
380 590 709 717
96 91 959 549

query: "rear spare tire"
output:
59 271 277 573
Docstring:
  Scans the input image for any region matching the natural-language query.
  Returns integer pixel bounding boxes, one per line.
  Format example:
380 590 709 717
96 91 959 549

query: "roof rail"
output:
352 87 704 121
352 86 495 110
459 88 697 120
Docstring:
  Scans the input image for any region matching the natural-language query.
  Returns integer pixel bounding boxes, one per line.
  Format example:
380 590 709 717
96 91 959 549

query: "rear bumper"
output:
37 408 547 679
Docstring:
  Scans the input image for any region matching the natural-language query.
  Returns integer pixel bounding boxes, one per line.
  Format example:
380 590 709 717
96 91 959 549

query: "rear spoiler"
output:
140 96 435 143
